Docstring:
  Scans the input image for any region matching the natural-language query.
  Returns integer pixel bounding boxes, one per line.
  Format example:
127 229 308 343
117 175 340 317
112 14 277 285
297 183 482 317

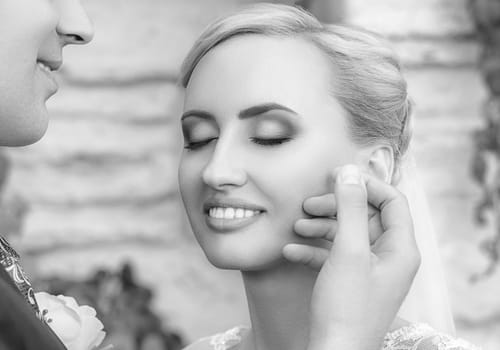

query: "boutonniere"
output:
35 292 112 350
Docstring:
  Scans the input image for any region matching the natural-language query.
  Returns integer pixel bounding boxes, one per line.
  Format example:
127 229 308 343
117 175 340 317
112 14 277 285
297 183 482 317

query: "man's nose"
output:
56 0 94 45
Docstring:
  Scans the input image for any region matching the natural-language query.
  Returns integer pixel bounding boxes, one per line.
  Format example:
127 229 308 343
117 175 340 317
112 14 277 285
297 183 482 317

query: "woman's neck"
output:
241 260 318 350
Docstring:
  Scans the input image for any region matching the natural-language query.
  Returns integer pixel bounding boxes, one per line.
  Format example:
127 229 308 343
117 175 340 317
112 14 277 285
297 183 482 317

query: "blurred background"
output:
0 0 499 349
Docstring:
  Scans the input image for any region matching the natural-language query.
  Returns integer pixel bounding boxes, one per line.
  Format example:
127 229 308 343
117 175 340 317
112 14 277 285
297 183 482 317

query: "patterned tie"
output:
0 235 42 319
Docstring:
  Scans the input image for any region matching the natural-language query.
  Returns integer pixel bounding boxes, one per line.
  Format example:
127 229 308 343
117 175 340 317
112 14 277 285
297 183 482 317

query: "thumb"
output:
332 165 370 259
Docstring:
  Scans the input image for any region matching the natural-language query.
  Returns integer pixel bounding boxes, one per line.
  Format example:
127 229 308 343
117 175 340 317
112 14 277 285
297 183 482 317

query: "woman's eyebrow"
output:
238 103 299 119
181 110 214 121
181 103 298 121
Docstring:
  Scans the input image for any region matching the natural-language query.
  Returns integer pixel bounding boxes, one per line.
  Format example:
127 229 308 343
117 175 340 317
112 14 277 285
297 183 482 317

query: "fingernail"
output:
339 165 361 185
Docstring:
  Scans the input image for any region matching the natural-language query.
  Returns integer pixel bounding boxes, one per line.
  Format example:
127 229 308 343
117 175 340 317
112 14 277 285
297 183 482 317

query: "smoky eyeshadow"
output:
182 118 218 142
250 114 299 139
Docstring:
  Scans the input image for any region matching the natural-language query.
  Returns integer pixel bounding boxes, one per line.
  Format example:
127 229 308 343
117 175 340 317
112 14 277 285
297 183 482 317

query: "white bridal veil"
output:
396 151 456 335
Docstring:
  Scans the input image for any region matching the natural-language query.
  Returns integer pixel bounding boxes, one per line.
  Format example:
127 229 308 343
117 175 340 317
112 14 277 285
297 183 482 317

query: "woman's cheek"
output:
178 160 199 210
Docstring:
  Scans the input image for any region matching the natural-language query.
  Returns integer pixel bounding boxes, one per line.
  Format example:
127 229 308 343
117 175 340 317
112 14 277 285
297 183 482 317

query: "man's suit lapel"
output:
0 259 67 349
0 262 18 291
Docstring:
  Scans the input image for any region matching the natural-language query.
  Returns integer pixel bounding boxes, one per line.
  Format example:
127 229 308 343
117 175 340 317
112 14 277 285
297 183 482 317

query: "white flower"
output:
35 292 106 350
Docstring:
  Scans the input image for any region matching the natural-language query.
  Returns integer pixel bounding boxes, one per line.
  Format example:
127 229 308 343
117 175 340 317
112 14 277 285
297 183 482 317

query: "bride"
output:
177 4 479 350
0 0 417 348
0 1 477 349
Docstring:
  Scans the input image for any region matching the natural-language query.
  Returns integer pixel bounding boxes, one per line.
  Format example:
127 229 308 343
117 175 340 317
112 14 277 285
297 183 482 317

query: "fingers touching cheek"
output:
302 194 336 217
282 244 329 271
294 218 335 240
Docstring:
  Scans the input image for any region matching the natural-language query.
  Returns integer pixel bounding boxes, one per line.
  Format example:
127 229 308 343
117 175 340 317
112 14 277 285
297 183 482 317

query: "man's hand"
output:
283 165 420 350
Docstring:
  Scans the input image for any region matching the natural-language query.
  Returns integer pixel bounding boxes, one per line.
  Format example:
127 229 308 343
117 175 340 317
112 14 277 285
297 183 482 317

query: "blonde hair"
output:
180 3 412 166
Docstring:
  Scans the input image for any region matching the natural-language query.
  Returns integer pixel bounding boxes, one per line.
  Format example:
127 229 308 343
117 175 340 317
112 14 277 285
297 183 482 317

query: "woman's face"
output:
0 0 93 146
179 36 362 270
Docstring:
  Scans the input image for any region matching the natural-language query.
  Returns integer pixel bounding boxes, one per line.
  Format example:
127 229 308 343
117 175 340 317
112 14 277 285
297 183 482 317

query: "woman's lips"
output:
203 199 266 233
205 209 264 233
208 207 260 219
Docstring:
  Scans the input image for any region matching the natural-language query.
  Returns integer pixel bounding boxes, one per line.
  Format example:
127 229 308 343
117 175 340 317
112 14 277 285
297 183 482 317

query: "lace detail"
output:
209 326 246 350
204 324 480 350
383 323 481 350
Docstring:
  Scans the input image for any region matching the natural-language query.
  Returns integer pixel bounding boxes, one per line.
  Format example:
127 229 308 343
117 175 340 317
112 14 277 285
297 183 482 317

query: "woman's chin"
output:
191 221 293 271
204 249 285 272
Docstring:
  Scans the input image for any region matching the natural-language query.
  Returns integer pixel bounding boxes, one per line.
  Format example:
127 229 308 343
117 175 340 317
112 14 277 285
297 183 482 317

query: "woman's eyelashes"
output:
184 137 217 150
184 135 291 150
184 135 292 150
250 117 296 147
250 136 292 146
182 115 298 150
182 119 219 150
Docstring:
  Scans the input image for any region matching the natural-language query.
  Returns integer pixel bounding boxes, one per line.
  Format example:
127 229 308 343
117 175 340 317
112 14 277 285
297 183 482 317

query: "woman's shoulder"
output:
383 323 481 350
183 326 248 350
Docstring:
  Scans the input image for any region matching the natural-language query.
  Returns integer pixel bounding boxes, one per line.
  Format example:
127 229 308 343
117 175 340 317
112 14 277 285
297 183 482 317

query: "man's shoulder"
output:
0 276 67 350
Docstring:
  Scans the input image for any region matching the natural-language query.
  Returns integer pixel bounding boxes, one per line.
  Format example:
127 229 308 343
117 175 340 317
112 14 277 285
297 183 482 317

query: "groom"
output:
0 0 94 348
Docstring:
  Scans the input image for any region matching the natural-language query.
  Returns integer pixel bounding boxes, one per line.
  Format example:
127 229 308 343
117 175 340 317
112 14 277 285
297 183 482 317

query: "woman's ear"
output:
365 146 394 183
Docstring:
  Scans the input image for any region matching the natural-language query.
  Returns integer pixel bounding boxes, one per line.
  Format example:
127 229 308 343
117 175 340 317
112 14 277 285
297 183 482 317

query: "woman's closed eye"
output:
250 118 296 147
182 118 219 151
184 137 218 150
250 136 292 146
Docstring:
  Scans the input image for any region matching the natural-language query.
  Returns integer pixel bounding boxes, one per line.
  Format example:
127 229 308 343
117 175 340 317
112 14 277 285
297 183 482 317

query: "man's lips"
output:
36 59 62 71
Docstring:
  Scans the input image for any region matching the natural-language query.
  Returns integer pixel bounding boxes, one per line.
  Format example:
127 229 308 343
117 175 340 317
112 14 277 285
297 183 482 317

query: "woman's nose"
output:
202 148 247 191
56 0 94 45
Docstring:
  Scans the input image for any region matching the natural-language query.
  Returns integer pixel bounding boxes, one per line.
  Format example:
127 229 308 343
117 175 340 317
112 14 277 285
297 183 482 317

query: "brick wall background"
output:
2 0 499 348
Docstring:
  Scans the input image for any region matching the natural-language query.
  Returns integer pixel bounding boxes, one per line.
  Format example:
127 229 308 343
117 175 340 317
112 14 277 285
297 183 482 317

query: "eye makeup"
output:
248 113 300 146
252 117 296 139
180 106 301 150
182 117 218 149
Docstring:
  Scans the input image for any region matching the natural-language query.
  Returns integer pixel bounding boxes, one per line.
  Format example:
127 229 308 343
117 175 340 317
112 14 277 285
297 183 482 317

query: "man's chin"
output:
0 115 49 147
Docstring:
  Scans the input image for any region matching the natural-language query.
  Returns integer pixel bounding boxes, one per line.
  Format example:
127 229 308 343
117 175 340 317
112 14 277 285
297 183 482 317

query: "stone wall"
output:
3 0 499 348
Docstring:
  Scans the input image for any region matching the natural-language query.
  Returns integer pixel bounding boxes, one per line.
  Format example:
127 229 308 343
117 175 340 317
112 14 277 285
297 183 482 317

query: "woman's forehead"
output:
184 35 335 112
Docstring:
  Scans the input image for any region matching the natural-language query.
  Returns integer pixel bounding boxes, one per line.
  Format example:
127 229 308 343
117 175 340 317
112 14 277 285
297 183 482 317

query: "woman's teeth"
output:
208 207 260 219
37 62 52 73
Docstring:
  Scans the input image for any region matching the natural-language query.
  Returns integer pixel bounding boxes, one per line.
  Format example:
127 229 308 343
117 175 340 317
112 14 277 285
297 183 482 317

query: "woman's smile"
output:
203 197 266 233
